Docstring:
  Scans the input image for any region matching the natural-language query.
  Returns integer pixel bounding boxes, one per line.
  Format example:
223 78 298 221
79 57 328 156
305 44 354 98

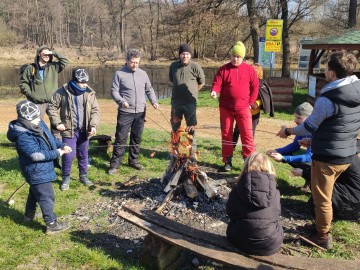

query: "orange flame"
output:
170 127 194 159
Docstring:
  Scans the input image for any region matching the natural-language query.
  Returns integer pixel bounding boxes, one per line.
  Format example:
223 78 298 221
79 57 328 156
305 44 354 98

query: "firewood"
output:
160 156 178 183
156 184 184 213
184 178 198 199
196 170 217 199
164 162 185 193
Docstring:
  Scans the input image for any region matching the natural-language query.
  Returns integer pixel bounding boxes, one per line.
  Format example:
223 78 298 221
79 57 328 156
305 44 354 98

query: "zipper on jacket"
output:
132 72 137 113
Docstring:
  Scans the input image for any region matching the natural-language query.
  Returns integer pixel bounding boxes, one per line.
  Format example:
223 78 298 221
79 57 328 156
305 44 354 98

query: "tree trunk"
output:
348 0 357 28
247 0 260 62
281 0 290 78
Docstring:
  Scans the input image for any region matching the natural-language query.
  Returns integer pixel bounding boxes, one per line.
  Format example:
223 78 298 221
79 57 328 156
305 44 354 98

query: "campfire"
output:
157 127 217 212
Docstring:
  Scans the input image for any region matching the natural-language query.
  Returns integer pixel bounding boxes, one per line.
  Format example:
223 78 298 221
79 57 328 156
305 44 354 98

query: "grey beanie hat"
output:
294 102 313 117
16 100 40 121
72 68 89 83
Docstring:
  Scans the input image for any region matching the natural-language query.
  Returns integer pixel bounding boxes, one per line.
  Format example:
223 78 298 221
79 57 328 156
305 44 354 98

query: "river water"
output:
0 65 309 99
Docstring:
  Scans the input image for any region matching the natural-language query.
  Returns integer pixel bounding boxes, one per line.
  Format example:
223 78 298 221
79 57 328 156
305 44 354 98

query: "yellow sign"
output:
265 19 283 41
264 41 282 52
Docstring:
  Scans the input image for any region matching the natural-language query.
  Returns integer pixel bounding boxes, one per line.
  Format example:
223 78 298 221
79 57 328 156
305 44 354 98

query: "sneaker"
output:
79 174 93 186
107 167 119 175
309 232 333 250
60 183 69 191
46 221 70 235
218 162 232 172
129 163 144 170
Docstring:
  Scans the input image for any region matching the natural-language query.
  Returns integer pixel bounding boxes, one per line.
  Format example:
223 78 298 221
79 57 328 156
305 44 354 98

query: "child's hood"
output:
235 171 277 209
7 120 31 142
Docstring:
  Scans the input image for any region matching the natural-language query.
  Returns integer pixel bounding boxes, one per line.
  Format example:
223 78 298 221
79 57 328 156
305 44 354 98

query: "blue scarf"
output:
69 80 87 96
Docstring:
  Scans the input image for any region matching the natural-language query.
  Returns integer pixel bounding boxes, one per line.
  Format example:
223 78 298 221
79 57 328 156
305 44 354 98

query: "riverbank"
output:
0 45 227 68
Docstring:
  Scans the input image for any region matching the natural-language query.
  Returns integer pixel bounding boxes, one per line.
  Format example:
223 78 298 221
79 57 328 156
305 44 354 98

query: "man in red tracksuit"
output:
211 41 259 172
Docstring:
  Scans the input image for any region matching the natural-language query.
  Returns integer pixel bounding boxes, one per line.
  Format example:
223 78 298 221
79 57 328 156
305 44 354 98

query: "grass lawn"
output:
0 88 359 269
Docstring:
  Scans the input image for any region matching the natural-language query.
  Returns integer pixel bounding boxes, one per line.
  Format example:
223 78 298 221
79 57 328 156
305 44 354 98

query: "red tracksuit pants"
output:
220 106 255 162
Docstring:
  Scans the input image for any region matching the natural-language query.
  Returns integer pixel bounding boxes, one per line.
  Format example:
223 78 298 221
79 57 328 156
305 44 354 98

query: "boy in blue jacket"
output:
7 100 72 234
267 102 313 188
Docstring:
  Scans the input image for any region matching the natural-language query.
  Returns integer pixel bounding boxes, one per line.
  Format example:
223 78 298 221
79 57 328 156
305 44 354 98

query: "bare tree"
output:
349 0 358 28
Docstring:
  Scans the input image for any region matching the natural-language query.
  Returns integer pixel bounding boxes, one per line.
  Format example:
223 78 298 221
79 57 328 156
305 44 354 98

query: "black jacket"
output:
306 155 360 220
259 80 275 117
226 171 283 256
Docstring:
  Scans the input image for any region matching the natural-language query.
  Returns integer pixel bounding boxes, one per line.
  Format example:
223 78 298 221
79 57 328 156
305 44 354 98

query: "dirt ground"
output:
0 99 293 152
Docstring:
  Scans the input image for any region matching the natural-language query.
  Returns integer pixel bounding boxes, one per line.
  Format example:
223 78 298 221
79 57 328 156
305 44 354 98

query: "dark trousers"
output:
170 103 197 132
62 130 89 176
25 182 57 225
110 111 145 168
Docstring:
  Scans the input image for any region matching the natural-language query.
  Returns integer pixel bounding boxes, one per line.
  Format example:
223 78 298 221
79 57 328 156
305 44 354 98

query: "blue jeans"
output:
62 130 89 176
25 182 57 225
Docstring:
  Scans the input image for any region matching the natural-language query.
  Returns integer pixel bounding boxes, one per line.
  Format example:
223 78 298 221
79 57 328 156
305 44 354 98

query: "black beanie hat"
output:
179 43 193 56
16 100 40 121
72 68 89 83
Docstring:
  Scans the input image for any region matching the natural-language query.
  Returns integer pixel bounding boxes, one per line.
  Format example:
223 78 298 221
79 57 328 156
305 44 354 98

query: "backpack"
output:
19 63 35 78
19 63 36 91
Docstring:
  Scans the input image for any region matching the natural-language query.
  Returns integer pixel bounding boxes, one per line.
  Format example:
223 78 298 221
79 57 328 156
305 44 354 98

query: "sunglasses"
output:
41 54 51 57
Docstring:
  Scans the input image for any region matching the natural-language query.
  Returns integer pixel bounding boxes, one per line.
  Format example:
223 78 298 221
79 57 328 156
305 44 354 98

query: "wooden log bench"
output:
89 134 113 153
118 202 359 270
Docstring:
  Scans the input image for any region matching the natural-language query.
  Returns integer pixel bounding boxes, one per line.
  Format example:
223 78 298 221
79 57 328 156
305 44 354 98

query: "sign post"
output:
264 19 283 78
258 37 271 68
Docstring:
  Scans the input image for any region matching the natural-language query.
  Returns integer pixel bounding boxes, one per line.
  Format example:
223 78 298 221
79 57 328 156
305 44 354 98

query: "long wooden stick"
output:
298 235 326 251
6 181 27 204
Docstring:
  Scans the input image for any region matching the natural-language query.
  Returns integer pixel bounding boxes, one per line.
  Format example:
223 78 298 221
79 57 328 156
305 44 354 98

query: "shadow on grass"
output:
69 230 144 269
0 199 44 232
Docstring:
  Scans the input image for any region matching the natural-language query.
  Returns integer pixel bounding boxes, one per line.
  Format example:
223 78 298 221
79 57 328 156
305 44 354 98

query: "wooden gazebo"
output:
301 29 360 100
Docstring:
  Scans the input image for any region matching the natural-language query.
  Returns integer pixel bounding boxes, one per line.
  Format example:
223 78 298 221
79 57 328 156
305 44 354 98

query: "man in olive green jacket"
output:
19 45 69 118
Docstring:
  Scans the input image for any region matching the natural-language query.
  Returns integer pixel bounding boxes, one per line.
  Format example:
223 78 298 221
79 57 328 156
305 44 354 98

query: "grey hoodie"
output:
110 64 157 113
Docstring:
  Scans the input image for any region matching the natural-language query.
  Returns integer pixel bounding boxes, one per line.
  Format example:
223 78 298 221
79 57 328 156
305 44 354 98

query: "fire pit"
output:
157 127 218 213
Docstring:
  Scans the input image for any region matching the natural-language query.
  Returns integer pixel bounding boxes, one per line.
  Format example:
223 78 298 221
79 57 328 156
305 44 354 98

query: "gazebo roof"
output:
302 29 360 50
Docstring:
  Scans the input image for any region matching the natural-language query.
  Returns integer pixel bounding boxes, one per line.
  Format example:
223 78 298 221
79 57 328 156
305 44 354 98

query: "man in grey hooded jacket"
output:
108 49 159 175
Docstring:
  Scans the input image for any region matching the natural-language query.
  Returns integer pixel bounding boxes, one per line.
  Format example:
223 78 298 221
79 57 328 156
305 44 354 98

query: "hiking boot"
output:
60 176 70 191
309 232 333 250
218 162 232 172
46 221 70 235
129 163 144 170
107 167 119 175
79 174 93 186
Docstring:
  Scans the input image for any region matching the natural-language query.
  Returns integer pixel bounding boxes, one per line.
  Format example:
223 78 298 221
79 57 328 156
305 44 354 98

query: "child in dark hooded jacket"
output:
7 100 72 234
226 152 283 255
